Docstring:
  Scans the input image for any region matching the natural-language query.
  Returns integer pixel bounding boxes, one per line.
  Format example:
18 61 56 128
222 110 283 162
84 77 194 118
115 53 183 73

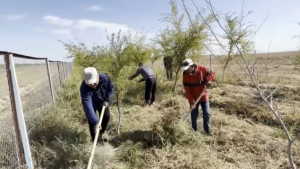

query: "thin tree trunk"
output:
223 46 233 82
287 139 297 169
257 85 296 169
222 58 230 82
210 54 212 71
222 65 226 82
173 68 180 92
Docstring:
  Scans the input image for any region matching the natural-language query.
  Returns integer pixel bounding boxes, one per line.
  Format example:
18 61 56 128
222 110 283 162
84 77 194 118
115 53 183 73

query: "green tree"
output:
156 0 211 91
220 11 254 82
62 30 152 134
105 30 151 134
61 39 109 72
149 44 161 67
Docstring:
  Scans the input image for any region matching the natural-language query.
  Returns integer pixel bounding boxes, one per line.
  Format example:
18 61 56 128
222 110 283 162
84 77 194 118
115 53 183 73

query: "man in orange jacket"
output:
181 58 214 135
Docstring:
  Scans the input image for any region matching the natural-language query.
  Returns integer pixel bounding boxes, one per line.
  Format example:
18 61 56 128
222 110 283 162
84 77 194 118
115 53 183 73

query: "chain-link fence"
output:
0 51 73 169
0 53 21 169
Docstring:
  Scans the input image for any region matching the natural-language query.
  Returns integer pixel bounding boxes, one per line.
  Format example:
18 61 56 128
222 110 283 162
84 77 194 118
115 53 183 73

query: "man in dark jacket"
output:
163 56 173 80
80 67 114 141
128 63 156 106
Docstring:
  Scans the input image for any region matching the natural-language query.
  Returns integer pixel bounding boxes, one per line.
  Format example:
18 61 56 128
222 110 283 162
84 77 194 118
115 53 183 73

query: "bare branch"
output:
204 0 270 92
261 60 271 93
248 55 259 86
260 38 274 96
259 92 292 141
187 1 295 167
267 37 273 60
231 57 254 83
192 0 258 83
245 15 270 47
240 0 245 32
188 0 228 54
266 86 280 100
248 51 257 68
188 0 256 84
204 0 260 85
183 0 257 93
209 54 212 70
255 66 260 85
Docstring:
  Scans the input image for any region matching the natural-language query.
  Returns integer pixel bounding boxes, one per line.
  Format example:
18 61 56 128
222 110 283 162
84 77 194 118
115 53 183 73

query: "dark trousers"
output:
88 106 110 141
191 101 210 134
165 67 173 80
145 77 156 104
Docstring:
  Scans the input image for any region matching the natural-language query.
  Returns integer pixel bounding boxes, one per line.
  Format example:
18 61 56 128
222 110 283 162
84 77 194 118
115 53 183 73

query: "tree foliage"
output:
62 30 154 134
220 11 254 82
156 0 212 91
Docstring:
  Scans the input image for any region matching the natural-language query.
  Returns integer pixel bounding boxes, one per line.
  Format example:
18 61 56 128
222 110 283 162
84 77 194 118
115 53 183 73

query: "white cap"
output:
181 58 193 71
83 67 98 84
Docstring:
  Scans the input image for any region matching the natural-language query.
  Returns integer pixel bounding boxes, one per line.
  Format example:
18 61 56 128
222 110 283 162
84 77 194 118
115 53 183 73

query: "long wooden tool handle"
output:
87 105 106 169
182 86 207 121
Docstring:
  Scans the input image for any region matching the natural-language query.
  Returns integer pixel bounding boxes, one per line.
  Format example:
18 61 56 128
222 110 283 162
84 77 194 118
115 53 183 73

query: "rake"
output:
87 105 106 169
182 86 207 121
181 71 215 121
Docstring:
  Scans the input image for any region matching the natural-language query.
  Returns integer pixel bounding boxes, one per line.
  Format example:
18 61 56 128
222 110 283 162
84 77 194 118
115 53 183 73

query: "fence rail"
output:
0 51 73 169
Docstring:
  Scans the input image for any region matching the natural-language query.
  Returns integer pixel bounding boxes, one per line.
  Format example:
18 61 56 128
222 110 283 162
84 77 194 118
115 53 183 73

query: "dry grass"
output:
28 72 117 169
108 94 300 169
25 51 300 168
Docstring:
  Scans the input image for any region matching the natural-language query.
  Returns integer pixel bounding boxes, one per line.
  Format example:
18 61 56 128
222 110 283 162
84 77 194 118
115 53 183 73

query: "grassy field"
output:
20 51 300 169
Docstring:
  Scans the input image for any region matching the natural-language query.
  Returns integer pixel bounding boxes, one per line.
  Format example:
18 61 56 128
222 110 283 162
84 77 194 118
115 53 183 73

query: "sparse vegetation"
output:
28 51 300 168
11 0 299 169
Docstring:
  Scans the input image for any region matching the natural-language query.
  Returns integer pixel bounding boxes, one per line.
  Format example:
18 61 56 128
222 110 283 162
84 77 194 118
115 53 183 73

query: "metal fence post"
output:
67 63 70 77
57 62 62 86
64 62 67 80
61 62 65 83
66 62 68 78
5 54 34 169
4 54 25 167
45 58 55 102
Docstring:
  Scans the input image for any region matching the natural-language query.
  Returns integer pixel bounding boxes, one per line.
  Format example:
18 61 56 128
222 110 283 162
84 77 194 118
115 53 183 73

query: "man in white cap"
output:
80 67 114 141
181 58 215 135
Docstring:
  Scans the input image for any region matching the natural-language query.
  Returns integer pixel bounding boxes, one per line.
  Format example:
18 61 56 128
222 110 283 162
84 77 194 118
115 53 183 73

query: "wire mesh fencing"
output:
13 57 53 133
49 61 73 97
0 52 73 169
0 54 22 169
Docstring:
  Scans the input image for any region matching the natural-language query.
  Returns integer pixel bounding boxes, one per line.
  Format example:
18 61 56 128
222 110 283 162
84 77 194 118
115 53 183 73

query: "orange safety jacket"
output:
182 64 212 105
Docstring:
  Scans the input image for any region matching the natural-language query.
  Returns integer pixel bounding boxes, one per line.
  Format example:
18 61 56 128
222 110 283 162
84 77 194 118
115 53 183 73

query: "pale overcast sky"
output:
0 0 299 62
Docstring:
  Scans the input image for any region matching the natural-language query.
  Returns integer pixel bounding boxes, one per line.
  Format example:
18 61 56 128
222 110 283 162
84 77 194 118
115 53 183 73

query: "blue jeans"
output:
191 101 210 133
